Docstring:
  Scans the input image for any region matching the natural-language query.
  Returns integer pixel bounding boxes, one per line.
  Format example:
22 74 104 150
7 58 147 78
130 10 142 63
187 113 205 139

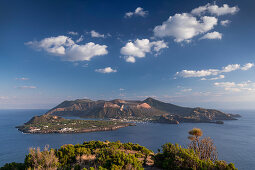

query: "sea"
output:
0 109 255 170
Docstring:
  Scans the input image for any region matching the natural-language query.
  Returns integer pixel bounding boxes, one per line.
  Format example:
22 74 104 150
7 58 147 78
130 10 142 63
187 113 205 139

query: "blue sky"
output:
1 0 255 109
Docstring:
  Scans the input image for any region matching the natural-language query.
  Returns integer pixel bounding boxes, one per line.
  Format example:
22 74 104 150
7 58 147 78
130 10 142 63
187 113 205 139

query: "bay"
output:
0 109 254 170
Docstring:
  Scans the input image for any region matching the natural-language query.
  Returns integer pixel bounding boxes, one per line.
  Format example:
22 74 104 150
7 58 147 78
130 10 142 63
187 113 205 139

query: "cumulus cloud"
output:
90 30 105 38
16 77 29 80
191 4 239 16
95 67 117 73
214 81 255 92
125 7 148 18
241 63 254 71
176 63 253 78
200 31 222 40
221 20 231 26
125 56 136 63
222 64 240 72
153 13 218 42
26 36 74 55
66 43 108 61
26 35 108 62
154 3 238 42
120 39 168 63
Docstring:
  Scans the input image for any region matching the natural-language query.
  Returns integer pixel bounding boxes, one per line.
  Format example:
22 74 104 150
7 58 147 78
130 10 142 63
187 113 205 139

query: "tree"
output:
188 128 218 162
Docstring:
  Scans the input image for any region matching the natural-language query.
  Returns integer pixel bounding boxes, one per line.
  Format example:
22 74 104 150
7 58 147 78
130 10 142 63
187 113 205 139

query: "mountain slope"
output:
45 98 238 123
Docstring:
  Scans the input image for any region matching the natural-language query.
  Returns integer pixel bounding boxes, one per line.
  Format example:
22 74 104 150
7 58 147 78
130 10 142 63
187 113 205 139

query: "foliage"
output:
96 148 143 169
1 137 236 170
0 162 25 170
154 128 237 170
154 143 236 170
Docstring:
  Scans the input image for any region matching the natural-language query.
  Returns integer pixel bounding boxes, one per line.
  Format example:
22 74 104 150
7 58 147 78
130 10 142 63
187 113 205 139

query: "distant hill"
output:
45 97 239 123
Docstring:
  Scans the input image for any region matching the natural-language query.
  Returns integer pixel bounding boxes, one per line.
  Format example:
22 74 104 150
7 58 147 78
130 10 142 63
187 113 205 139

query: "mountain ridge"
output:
45 97 239 123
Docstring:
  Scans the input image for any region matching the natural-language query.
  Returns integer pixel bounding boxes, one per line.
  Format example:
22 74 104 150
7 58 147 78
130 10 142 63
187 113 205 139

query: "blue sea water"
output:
0 109 255 170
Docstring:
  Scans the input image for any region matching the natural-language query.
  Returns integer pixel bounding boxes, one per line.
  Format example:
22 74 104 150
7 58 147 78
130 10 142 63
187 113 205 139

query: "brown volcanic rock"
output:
45 98 239 122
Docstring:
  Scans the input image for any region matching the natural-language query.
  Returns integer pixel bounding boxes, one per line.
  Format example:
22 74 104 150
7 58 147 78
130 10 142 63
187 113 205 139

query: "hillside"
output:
0 139 237 170
16 114 134 134
45 97 239 123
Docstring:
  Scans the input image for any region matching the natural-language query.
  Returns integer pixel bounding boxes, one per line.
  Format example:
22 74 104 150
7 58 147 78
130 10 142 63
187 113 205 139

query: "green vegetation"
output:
16 115 133 134
154 143 236 170
1 129 237 170
154 128 236 170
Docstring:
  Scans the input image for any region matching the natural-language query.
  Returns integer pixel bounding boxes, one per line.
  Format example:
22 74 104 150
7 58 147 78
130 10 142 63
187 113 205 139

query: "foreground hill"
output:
1 139 236 170
45 97 240 124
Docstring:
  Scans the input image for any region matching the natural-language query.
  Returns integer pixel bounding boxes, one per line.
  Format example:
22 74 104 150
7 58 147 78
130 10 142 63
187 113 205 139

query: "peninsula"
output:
16 114 134 134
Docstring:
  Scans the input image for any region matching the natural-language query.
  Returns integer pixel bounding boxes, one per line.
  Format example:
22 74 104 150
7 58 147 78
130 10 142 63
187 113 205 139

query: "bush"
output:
1 139 236 170
0 162 25 170
154 143 236 170
96 148 144 169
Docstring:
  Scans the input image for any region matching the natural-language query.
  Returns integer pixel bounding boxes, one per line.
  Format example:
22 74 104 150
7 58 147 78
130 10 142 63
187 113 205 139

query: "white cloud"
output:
153 13 218 42
241 63 254 71
222 64 240 72
26 36 74 55
66 43 108 61
125 56 136 63
201 75 225 81
95 67 117 74
191 5 208 16
176 63 253 78
125 7 148 18
154 3 238 42
214 81 255 92
26 36 108 62
76 35 84 43
181 88 192 92
176 69 219 78
68 31 78 35
151 40 169 52
90 30 105 38
16 77 29 80
17 86 37 89
191 4 239 16
221 20 231 26
200 31 222 40
120 39 168 63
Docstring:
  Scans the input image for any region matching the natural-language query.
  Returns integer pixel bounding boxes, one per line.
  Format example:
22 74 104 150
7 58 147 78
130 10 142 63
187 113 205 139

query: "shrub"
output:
154 128 237 170
96 148 144 169
24 145 59 170
154 142 237 170
0 162 25 170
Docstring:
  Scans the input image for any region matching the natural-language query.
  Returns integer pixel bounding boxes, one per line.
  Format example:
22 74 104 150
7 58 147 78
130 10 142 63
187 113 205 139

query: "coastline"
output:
16 123 135 134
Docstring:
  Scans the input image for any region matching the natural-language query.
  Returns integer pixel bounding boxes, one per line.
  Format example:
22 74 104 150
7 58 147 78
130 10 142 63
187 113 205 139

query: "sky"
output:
1 0 255 109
